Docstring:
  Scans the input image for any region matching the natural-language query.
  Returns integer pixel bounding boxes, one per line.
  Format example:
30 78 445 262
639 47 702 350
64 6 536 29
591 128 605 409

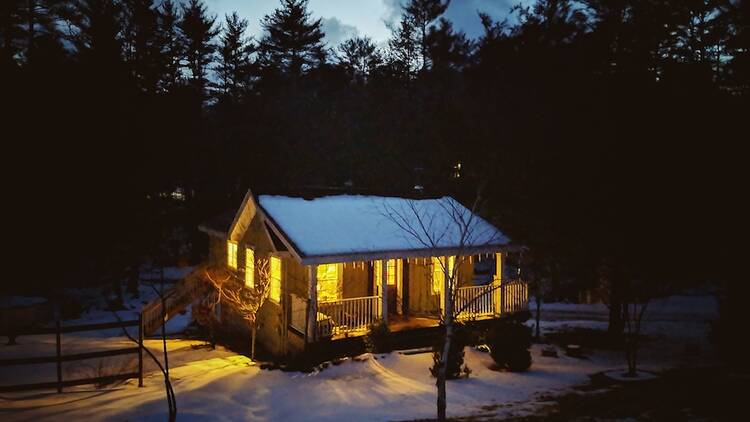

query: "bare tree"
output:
381 192 504 422
621 276 665 378
201 258 272 360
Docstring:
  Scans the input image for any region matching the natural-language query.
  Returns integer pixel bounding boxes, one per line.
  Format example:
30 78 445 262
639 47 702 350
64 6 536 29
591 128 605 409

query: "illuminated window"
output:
270 256 281 302
374 260 382 284
431 256 454 293
245 247 254 288
387 259 397 285
316 264 340 301
227 241 238 269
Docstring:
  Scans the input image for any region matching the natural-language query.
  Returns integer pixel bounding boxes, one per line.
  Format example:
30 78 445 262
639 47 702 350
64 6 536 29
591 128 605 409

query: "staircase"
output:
141 273 207 336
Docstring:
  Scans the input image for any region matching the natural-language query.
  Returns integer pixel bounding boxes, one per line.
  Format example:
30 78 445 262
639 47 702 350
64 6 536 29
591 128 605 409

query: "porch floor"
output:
329 315 440 340
387 315 441 331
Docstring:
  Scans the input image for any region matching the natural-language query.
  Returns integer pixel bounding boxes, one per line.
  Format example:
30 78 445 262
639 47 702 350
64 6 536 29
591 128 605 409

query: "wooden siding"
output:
407 258 440 315
342 262 369 299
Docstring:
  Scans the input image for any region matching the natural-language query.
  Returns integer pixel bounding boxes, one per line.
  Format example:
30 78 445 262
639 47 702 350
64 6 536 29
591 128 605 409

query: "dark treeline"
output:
2 0 745 294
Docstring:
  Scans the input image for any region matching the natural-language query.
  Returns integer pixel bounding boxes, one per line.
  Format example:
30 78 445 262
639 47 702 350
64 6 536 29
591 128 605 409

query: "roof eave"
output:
298 243 520 266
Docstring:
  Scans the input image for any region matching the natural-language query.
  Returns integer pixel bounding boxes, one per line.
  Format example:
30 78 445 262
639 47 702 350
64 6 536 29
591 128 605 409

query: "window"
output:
227 241 238 269
374 260 382 284
316 264 340 301
373 259 398 286
431 256 454 293
270 256 281 302
387 259 397 285
245 247 255 288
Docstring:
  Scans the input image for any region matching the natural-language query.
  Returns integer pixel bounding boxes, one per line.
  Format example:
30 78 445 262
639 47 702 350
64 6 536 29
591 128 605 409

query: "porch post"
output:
380 259 388 324
306 265 318 342
442 256 452 320
495 252 503 315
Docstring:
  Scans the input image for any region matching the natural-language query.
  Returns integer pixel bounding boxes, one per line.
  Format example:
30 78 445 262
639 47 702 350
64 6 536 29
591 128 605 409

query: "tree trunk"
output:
251 323 257 360
535 296 541 341
437 322 453 422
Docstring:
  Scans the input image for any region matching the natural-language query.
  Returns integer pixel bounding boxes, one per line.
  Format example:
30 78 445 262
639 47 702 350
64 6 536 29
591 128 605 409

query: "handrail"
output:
317 295 380 337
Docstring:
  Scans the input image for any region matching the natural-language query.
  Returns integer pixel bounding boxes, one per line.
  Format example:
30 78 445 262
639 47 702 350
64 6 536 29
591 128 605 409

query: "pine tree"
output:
403 0 449 72
216 11 254 101
64 0 125 74
258 0 325 78
426 18 472 73
155 0 183 92
122 0 160 93
0 1 25 69
337 36 382 84
178 0 218 98
387 16 419 81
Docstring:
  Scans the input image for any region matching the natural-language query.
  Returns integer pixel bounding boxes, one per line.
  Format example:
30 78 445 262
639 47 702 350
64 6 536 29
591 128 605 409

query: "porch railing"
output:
456 284 496 320
317 295 381 337
500 278 529 315
455 279 529 320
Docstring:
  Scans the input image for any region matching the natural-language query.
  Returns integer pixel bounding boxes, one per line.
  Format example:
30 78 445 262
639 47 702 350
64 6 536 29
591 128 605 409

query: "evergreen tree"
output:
216 11 254 101
258 0 325 78
726 0 750 93
403 0 450 72
426 18 472 73
155 0 183 92
179 0 218 98
64 0 125 74
122 0 161 92
0 1 25 69
337 36 382 84
387 15 419 81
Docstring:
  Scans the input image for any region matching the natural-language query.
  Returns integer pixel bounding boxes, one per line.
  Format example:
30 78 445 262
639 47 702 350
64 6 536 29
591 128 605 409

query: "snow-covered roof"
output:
257 194 511 264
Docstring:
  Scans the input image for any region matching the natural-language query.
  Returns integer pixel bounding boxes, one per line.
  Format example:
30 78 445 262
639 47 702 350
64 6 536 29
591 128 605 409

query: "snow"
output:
258 195 510 259
140 266 195 281
0 292 719 421
0 296 47 309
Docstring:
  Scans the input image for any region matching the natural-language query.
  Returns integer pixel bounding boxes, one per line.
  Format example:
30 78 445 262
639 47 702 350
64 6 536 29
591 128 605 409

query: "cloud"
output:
321 17 360 47
380 0 524 39
381 0 403 27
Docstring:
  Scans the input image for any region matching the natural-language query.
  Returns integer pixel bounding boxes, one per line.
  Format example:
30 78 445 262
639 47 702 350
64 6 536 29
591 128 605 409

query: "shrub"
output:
430 324 471 380
487 320 532 372
364 321 392 353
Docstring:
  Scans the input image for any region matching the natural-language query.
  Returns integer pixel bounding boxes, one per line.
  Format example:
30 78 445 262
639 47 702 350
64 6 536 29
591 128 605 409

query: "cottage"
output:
199 190 529 357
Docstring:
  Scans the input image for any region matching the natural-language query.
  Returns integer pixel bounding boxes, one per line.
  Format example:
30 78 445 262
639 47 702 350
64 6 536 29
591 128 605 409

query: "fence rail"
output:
317 295 380 337
0 318 143 393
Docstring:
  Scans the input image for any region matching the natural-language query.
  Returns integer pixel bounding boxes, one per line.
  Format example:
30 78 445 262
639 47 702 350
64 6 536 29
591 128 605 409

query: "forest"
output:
2 0 745 295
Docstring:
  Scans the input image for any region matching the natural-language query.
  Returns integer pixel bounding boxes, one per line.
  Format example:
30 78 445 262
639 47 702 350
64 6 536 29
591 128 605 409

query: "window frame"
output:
227 240 238 269
269 255 282 303
245 247 255 288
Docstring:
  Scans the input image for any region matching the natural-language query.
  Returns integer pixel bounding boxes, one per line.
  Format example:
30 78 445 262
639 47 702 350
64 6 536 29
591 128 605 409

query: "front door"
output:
387 284 397 315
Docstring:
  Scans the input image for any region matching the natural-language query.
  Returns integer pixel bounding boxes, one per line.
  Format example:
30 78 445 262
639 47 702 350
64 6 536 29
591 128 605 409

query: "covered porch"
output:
290 252 529 341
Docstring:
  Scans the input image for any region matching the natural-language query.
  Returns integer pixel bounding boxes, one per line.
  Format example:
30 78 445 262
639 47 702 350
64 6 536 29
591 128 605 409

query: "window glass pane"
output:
387 259 397 285
270 256 281 302
227 241 238 269
432 257 444 293
316 264 339 301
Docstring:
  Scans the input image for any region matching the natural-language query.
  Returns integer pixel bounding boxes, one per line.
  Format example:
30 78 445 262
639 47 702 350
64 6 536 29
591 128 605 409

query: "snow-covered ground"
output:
0 291 719 421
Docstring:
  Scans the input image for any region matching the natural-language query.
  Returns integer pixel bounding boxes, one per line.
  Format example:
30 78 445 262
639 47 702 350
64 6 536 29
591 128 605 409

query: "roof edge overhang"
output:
298 243 523 266
198 225 227 239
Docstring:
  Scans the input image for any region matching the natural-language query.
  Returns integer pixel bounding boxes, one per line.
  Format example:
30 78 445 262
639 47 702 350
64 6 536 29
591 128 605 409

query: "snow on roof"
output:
258 195 510 262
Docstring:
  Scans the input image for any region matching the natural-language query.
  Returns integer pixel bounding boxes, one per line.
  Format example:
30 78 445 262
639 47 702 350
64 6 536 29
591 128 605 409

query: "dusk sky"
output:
205 0 527 47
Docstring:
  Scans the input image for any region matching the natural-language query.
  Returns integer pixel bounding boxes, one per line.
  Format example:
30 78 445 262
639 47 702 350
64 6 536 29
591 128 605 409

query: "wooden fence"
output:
0 317 143 393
